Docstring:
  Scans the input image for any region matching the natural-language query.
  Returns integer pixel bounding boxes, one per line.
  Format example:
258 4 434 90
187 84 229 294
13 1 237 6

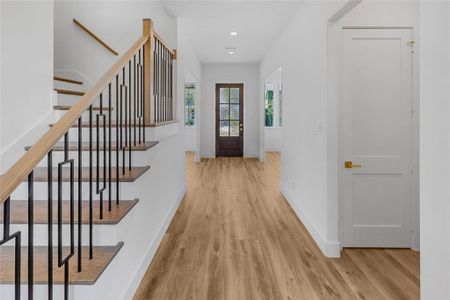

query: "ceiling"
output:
162 1 303 63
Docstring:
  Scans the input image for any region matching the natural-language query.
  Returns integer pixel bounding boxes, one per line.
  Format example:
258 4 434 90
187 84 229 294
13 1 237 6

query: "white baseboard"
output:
120 184 186 300
280 183 341 258
264 148 281 152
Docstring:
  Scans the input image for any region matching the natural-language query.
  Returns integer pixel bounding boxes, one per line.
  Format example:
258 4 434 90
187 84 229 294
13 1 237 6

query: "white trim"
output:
280 183 341 258
120 184 186 300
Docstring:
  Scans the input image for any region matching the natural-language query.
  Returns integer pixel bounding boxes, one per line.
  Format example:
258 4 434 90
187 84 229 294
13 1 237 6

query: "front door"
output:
342 28 413 247
216 84 244 157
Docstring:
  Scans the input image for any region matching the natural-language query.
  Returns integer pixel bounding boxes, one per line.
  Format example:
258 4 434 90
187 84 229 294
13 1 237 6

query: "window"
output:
278 83 282 127
265 83 274 127
184 83 195 127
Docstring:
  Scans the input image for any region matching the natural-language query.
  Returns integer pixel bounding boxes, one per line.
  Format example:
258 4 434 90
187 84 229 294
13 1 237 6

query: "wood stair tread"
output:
54 105 112 111
25 141 158 152
54 76 83 85
1 199 138 225
26 166 150 182
49 119 179 128
0 242 123 285
54 89 85 96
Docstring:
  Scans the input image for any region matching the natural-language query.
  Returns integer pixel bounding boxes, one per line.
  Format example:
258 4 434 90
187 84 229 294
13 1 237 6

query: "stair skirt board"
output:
24 166 150 182
0 242 123 285
25 141 158 152
1 199 139 225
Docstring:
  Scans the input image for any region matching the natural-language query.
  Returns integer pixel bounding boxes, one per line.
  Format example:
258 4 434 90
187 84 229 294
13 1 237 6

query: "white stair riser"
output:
10 181 142 201
33 150 153 168
2 223 121 246
60 127 154 143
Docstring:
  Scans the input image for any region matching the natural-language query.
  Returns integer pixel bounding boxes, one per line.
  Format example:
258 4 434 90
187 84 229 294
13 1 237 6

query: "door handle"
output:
345 161 362 169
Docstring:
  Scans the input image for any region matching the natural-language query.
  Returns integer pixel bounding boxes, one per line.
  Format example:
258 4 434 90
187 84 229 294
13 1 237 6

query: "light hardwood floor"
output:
133 152 420 300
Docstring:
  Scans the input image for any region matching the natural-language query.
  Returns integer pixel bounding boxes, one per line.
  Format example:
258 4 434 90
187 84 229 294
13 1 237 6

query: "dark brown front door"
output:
215 83 244 157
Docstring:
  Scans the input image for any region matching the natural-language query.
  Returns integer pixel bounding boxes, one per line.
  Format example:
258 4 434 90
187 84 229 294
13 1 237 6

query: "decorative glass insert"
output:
220 104 230 119
220 88 230 103
230 88 239 103
230 121 240 136
230 104 239 120
220 120 229 136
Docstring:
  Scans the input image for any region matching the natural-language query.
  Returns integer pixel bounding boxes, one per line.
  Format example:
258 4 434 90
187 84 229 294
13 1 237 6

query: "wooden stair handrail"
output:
0 35 149 204
153 31 176 59
73 18 119 56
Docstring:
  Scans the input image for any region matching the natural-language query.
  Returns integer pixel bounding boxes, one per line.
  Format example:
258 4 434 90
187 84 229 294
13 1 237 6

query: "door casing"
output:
215 83 244 157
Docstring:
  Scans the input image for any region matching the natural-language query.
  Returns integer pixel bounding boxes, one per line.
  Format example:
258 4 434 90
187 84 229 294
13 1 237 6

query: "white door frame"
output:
337 26 420 250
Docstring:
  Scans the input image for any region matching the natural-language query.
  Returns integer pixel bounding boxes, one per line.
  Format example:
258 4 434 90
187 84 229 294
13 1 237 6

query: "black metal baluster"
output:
97 93 106 220
89 105 93 259
170 52 173 121
128 60 132 171
1 197 21 300
48 151 53 300
142 47 146 143
3 197 10 238
154 40 158 123
28 171 34 300
108 83 112 212
58 132 74 300
15 232 21 300
77 117 82 272
121 68 126 176
137 50 142 145
116 75 120 206
134 55 137 146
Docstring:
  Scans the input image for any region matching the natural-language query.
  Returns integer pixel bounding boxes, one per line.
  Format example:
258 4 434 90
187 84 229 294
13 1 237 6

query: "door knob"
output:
345 161 362 169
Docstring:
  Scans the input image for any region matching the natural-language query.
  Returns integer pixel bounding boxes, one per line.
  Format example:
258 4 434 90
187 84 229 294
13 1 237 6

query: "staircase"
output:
0 18 180 300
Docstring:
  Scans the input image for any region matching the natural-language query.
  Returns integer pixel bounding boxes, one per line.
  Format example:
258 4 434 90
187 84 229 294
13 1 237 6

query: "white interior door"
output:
342 28 413 247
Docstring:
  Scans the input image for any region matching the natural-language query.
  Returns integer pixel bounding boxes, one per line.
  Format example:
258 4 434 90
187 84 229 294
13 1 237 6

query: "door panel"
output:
216 84 243 156
342 29 413 247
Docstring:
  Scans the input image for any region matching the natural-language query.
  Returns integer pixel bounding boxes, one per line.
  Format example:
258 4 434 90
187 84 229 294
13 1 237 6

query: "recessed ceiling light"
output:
226 47 236 55
230 31 238 36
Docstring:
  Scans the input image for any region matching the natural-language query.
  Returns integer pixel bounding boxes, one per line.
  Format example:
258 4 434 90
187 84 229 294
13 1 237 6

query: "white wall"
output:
54 1 176 82
260 1 345 257
201 63 259 158
419 2 450 299
260 0 419 257
177 24 202 159
264 128 282 152
0 1 54 171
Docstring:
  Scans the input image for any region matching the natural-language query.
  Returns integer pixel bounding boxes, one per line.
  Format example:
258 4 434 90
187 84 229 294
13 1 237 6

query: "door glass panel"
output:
230 88 239 103
230 104 239 120
230 121 239 136
220 88 230 103
220 104 229 119
220 121 229 136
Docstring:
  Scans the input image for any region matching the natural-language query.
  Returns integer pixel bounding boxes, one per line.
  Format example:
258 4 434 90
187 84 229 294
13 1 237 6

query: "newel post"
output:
143 19 155 125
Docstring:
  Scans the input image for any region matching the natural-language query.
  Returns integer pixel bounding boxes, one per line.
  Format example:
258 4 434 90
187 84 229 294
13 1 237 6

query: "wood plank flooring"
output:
133 152 420 300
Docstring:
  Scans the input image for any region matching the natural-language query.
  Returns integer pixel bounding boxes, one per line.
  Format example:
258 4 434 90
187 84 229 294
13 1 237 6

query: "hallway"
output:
134 152 420 300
